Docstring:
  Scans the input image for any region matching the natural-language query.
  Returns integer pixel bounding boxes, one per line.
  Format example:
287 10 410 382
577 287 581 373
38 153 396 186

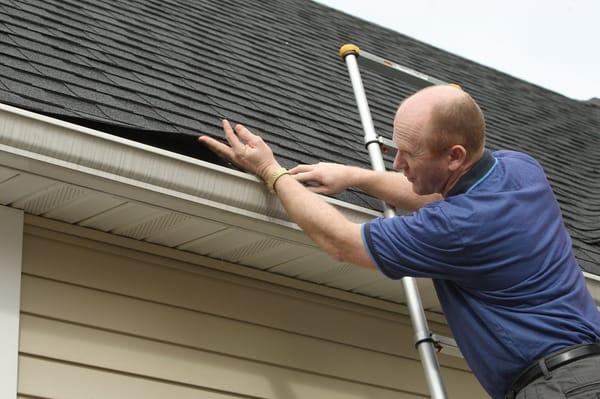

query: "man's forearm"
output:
347 167 440 211
272 173 363 262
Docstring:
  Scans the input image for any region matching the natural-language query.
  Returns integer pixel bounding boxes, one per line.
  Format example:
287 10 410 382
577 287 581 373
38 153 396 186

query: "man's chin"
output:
412 185 435 196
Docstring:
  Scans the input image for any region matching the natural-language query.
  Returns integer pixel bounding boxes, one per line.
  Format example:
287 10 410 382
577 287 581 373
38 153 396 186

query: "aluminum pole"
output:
340 45 448 399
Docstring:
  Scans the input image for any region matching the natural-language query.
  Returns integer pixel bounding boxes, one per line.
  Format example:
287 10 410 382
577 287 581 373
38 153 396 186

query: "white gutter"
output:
1 102 599 301
0 103 379 245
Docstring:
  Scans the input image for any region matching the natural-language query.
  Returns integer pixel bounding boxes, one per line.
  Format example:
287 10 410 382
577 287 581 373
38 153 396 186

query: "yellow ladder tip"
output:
339 44 360 58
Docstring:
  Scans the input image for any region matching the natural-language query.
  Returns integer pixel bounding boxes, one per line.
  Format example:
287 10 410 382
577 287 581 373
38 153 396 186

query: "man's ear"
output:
448 145 467 172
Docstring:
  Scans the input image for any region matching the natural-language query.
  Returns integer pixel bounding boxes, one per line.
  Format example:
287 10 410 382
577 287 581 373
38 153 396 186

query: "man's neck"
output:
441 151 484 198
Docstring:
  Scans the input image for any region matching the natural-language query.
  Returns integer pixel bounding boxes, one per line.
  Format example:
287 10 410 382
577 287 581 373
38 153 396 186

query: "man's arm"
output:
290 163 441 211
198 121 377 270
269 172 375 269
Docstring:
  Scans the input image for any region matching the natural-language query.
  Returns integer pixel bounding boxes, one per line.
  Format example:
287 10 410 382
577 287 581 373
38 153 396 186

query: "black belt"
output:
505 343 600 399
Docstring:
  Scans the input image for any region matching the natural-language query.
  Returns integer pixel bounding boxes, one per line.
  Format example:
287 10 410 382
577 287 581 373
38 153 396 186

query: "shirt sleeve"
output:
362 204 466 280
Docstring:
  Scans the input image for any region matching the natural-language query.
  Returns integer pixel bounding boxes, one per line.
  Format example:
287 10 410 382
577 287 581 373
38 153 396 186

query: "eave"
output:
1 102 598 316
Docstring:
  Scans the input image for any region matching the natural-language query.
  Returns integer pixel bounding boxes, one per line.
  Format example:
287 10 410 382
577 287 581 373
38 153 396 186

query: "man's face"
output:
393 118 450 196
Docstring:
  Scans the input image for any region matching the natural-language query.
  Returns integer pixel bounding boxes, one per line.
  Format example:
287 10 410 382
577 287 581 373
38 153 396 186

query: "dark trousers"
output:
513 355 600 398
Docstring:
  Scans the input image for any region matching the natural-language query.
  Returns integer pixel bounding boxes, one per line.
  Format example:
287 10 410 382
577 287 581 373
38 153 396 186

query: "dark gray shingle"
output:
0 0 598 274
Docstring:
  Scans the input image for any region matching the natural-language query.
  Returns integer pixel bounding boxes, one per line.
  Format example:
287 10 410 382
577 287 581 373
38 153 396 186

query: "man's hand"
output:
198 120 376 270
289 162 358 195
198 120 281 180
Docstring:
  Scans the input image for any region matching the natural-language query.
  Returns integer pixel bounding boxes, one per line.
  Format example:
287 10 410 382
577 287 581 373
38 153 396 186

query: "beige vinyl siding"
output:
18 224 486 398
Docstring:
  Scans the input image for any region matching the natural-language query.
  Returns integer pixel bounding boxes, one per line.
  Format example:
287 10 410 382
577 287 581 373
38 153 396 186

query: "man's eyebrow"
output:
396 144 410 153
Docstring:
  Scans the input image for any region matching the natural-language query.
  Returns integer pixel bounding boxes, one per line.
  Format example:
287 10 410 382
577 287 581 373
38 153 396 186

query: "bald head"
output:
394 85 486 162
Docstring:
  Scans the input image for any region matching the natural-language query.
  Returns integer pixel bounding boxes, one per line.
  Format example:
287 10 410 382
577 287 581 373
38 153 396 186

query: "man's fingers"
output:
222 119 244 152
198 136 235 161
292 170 318 183
289 164 314 175
234 124 256 143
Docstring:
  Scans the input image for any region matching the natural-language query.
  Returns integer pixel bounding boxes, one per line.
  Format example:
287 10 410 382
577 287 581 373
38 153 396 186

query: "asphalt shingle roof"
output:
0 0 598 273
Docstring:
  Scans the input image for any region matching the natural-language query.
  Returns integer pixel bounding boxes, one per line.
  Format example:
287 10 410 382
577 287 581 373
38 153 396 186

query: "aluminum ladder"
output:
339 43 461 399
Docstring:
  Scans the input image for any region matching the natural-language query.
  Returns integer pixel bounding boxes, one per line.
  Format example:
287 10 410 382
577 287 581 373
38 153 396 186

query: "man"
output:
199 85 600 398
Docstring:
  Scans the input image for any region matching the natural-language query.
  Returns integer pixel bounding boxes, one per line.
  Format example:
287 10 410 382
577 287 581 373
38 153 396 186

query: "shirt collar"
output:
446 149 496 197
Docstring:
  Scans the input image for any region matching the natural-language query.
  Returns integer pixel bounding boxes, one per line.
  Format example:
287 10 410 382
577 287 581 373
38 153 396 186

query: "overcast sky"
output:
316 0 598 101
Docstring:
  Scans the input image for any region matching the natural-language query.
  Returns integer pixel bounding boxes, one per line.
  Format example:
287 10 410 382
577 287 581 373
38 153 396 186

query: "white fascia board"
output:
0 103 380 245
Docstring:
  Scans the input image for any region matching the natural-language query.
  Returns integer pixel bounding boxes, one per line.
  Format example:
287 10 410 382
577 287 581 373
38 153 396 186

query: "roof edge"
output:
2 103 597 287
0 103 380 237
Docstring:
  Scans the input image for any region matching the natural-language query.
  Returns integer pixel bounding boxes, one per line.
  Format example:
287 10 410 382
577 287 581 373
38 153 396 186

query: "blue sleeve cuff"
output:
361 222 401 280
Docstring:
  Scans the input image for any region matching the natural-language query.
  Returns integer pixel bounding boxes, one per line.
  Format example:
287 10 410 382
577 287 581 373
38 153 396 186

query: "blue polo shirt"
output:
362 150 600 398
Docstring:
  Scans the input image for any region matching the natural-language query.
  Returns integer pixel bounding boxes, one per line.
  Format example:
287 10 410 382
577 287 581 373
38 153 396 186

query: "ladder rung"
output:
357 50 447 88
377 136 396 150
432 334 462 358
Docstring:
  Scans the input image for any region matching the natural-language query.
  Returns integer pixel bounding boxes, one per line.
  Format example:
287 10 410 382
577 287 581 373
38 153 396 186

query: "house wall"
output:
18 221 486 399
0 206 23 399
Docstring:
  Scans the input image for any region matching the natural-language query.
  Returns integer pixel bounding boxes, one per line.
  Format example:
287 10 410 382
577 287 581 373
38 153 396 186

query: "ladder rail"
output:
340 44 451 399
347 45 463 359
356 48 447 88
